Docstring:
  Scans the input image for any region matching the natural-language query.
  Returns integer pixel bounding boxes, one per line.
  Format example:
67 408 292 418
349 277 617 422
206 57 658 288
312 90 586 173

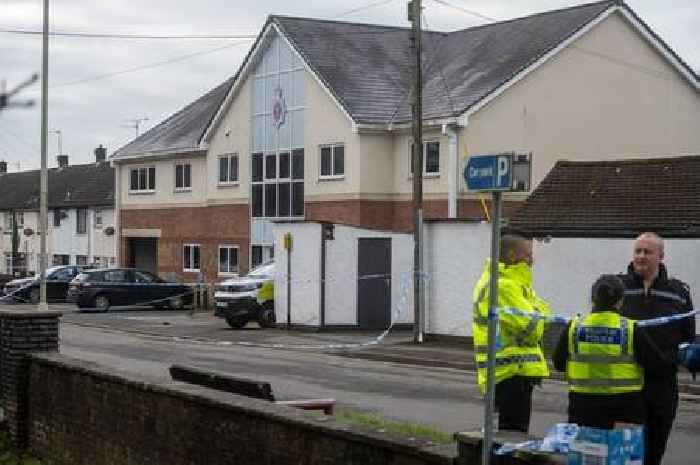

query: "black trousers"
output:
644 383 678 465
495 376 535 433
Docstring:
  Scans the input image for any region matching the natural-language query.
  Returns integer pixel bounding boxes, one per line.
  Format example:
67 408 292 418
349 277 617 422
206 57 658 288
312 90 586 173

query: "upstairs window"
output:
410 141 440 176
129 166 156 193
94 208 103 228
76 209 87 234
175 163 192 191
53 209 62 227
320 144 345 178
218 154 239 185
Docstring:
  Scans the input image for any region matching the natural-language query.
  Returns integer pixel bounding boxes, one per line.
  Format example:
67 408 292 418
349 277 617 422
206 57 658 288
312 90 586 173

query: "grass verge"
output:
334 407 454 444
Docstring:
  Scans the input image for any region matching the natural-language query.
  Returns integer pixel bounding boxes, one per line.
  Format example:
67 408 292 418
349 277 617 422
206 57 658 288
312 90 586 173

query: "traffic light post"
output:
464 152 531 465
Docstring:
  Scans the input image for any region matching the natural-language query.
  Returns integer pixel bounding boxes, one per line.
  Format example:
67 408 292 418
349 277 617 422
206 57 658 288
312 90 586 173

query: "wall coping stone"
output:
29 352 457 463
0 309 63 319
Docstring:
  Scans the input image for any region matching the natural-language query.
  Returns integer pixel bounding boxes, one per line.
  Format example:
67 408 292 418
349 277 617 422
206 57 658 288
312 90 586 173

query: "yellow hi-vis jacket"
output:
472 260 551 394
256 280 274 305
567 312 643 394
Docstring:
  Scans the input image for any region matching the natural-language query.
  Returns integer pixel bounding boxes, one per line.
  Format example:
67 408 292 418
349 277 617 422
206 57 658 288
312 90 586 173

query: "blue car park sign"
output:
464 154 513 192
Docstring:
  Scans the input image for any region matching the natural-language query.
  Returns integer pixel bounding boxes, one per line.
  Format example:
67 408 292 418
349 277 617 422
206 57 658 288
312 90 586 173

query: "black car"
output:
2 265 90 303
67 268 193 311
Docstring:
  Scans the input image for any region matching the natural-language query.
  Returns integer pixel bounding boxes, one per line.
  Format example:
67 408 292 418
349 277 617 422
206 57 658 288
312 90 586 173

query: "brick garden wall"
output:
26 353 456 465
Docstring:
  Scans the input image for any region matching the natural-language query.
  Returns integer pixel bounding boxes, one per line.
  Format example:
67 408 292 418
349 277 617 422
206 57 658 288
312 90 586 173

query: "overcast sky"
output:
1 0 698 171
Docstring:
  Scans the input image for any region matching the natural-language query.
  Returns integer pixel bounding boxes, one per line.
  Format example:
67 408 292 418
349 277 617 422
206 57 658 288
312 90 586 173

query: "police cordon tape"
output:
495 306 700 328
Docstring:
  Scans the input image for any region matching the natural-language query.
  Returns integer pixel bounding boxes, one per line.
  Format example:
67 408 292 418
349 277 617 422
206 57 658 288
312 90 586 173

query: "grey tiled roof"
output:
0 163 114 210
112 77 234 159
509 156 700 238
113 1 698 158
274 0 618 124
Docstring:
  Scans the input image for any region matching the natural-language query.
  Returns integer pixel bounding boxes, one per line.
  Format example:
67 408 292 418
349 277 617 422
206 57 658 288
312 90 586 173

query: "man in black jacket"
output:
619 232 696 465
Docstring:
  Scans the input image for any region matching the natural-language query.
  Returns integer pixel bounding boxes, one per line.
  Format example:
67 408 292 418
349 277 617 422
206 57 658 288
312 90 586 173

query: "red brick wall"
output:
307 199 523 232
121 205 250 283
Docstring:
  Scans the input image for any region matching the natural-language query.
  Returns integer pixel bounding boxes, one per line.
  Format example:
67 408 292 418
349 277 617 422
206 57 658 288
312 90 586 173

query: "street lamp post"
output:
38 0 49 310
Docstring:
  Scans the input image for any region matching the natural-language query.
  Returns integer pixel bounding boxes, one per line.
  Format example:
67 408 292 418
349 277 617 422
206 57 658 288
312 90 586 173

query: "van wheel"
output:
259 307 276 328
226 317 248 329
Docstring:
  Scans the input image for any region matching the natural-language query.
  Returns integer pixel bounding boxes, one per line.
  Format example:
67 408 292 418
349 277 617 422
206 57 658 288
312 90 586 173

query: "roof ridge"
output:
556 155 700 167
270 14 447 36
449 0 618 35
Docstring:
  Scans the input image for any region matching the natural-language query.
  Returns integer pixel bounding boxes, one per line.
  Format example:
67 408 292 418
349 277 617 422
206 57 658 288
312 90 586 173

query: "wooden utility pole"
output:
409 0 424 343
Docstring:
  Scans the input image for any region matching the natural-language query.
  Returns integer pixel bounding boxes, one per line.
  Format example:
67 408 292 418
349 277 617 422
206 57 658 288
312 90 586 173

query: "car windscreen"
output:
248 262 274 279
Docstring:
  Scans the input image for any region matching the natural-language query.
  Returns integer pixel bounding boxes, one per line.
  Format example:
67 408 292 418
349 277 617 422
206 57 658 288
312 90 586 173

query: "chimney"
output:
94 144 107 163
57 154 69 168
0 160 6 174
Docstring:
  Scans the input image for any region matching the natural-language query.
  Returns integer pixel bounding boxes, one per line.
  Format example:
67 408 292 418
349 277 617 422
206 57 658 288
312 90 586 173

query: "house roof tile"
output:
509 156 700 238
0 162 114 211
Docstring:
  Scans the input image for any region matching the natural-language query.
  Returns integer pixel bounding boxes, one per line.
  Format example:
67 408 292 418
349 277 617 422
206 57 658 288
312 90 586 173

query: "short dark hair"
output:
500 234 530 259
591 275 626 311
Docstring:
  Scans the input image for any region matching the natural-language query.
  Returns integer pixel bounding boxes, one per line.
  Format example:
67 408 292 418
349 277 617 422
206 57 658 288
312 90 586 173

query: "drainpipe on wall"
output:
443 124 460 219
113 162 121 267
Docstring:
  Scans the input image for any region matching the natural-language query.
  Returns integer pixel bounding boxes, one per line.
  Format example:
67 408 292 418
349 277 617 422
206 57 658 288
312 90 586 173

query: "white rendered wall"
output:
324 225 413 326
273 222 413 327
273 222 322 326
424 222 491 337
533 238 700 331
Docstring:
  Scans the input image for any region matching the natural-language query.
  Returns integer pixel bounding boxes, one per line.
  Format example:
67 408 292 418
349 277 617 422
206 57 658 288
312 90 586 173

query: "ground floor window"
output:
218 245 239 275
52 254 70 266
76 255 88 266
251 245 273 268
183 244 201 272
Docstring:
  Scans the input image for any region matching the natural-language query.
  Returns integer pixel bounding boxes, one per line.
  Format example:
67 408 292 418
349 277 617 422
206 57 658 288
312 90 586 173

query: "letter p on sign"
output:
497 156 509 188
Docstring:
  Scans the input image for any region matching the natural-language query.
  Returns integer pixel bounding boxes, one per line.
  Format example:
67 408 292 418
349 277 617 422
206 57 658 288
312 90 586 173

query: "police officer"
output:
552 275 674 429
619 232 695 465
472 234 551 432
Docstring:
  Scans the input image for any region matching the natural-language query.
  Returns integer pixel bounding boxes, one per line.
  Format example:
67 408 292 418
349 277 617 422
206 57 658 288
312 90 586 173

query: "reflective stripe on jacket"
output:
566 311 643 395
472 259 551 394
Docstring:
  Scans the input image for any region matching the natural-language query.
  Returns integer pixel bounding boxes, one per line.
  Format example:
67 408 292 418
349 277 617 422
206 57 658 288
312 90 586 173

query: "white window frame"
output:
319 143 345 180
129 166 156 194
183 243 201 273
217 154 239 186
94 208 103 229
218 245 239 276
174 163 192 192
409 140 441 178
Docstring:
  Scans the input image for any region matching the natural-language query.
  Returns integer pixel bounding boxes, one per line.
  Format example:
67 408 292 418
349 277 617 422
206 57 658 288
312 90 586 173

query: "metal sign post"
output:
464 152 531 465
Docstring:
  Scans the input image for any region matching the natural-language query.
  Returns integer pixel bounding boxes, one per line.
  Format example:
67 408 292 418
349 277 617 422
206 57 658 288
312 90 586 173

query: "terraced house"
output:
111 0 699 283
0 155 116 276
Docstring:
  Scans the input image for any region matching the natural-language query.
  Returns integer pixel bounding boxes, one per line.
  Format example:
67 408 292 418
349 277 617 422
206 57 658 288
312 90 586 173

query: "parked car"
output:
67 268 193 311
214 261 275 329
3 265 90 303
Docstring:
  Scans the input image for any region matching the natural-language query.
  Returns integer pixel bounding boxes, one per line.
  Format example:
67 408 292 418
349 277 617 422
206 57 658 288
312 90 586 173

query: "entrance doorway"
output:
128 238 157 273
357 238 391 330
